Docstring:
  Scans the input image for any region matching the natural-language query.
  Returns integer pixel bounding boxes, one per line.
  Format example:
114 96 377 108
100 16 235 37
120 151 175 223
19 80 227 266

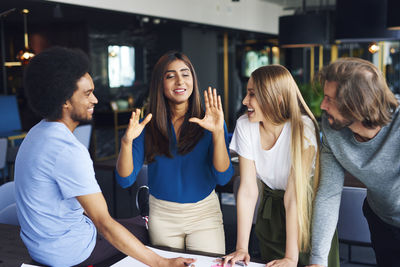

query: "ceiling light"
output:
368 43 379 54
17 9 35 65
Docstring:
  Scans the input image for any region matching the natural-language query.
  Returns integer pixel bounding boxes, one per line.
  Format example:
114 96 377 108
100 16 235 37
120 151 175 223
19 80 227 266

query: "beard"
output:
71 111 93 124
325 111 353 130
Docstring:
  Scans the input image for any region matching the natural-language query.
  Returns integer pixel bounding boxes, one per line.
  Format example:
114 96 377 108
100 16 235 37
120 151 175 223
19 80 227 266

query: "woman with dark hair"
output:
116 51 233 254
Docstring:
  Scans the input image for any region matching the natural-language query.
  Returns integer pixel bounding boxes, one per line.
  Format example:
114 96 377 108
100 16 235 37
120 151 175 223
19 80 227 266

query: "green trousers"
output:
254 183 340 267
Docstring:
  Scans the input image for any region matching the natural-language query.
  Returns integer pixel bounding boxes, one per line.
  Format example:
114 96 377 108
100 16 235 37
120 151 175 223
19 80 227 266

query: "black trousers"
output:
75 216 149 266
363 199 400 267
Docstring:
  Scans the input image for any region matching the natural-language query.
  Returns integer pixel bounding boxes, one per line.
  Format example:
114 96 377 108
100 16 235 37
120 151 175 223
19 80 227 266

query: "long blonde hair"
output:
251 65 320 251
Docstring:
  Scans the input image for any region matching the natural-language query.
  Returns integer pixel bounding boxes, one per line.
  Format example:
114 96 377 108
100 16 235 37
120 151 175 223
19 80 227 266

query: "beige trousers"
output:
148 190 225 254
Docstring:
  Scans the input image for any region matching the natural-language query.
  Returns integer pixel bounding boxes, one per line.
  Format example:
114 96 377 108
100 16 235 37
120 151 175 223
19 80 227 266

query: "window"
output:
242 49 269 77
108 45 135 88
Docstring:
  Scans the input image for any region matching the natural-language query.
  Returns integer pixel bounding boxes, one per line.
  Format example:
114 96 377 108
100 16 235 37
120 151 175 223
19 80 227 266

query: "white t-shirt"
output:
230 114 317 190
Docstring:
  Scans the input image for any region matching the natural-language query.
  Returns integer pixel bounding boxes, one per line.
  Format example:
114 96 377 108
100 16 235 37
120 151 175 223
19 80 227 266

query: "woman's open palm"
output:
121 108 152 144
189 87 224 133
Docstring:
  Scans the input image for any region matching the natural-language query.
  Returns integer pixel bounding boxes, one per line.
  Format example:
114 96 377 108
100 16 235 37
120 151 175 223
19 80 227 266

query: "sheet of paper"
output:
111 246 265 267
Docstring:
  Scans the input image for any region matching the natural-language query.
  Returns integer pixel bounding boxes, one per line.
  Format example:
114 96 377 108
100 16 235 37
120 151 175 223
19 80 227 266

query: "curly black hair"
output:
23 46 90 120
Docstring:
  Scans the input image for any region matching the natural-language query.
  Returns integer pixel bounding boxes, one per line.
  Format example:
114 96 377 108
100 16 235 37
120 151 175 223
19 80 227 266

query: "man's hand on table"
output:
161 257 196 267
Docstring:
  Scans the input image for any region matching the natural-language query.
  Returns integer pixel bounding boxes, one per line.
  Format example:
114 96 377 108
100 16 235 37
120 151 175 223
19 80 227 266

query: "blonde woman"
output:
223 65 339 267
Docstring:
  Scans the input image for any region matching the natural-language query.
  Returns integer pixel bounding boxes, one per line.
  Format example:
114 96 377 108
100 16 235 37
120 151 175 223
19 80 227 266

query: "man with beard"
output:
306 57 400 267
14 47 195 267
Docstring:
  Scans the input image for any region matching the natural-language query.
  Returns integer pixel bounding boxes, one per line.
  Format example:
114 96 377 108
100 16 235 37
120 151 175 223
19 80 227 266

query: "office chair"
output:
338 186 375 265
0 181 18 225
0 95 24 139
0 181 15 210
0 138 7 183
0 203 18 225
0 95 26 180
134 165 149 229
134 165 148 215
73 124 92 149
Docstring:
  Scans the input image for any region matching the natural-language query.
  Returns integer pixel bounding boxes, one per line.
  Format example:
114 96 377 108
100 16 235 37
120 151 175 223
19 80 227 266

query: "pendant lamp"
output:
387 0 400 30
336 0 400 42
17 9 34 65
279 13 327 48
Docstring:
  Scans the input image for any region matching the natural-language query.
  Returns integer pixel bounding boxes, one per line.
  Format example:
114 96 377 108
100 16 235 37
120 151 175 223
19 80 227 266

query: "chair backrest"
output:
0 203 18 225
338 186 371 244
0 95 22 136
134 165 148 214
73 124 92 149
0 138 7 170
0 181 15 211
136 164 148 188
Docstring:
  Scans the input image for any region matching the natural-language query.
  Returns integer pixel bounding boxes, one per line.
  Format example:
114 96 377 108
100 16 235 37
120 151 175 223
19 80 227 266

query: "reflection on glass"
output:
108 45 135 88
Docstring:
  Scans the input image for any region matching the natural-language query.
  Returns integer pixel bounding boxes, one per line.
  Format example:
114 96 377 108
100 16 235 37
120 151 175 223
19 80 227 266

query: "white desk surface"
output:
111 246 264 267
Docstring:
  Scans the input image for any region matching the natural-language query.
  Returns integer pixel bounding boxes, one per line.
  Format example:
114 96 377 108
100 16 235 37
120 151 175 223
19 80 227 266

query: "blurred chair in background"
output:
0 138 7 183
73 124 92 149
0 203 18 225
0 95 26 181
0 181 18 225
134 165 149 228
338 186 375 265
0 95 26 144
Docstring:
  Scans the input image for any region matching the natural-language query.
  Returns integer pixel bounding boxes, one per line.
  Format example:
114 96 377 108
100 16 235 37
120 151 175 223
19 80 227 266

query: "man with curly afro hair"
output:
14 47 195 267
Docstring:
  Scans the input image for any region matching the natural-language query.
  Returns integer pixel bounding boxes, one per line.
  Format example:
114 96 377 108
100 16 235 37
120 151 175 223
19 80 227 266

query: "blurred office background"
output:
3 0 399 265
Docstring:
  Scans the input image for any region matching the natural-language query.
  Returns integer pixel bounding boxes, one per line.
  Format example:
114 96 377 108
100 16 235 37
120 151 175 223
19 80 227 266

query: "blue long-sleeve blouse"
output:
115 122 234 203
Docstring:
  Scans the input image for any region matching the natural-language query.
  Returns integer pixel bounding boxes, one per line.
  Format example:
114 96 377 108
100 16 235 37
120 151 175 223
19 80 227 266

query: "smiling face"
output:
242 76 264 122
163 59 193 105
67 73 98 124
320 80 353 130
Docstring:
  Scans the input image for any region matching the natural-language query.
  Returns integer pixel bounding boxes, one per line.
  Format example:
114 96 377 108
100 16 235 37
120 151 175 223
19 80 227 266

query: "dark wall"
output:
182 27 218 92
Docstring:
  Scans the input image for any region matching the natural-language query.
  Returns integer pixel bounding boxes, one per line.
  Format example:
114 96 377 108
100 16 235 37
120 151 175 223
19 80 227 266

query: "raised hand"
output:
121 108 152 144
189 87 224 133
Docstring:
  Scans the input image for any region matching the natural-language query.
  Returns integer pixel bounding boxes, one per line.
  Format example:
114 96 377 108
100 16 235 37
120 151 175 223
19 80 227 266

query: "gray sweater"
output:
310 108 400 266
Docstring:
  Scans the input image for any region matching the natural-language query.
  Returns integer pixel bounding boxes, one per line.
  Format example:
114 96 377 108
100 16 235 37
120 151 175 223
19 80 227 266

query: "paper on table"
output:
111 246 265 267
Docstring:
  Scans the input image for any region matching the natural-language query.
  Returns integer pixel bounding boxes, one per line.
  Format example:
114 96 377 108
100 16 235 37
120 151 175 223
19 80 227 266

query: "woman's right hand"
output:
223 248 250 266
121 109 152 144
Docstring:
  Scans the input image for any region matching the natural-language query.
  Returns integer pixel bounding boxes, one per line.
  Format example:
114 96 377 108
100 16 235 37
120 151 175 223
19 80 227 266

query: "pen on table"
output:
218 257 246 266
